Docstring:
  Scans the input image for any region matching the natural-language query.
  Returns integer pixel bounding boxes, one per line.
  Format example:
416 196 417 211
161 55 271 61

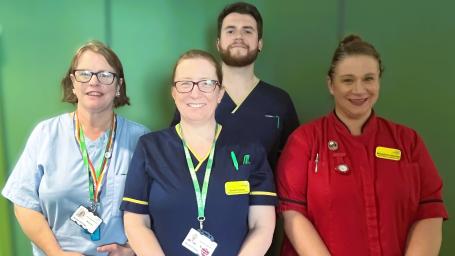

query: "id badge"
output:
182 228 217 256
70 205 102 234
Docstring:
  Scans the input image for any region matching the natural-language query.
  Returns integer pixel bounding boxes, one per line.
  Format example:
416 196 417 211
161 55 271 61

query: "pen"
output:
315 153 319 173
231 151 239 171
264 114 280 128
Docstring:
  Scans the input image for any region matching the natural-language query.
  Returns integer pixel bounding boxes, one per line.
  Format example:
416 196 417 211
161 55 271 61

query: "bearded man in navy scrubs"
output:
172 2 299 170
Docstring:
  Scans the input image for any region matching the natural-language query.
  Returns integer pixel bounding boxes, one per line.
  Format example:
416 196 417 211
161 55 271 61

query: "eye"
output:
99 71 113 79
79 71 92 77
179 81 193 87
341 78 354 84
364 76 375 81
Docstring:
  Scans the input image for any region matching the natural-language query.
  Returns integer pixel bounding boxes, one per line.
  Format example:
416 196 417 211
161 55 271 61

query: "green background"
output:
0 0 453 255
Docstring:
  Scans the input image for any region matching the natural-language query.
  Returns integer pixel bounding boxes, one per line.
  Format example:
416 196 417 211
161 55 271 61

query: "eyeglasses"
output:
173 80 220 93
73 70 118 85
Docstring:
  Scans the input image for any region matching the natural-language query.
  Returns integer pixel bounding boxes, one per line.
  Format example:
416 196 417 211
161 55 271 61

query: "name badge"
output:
225 181 250 195
70 206 102 234
182 228 217 256
375 146 401 161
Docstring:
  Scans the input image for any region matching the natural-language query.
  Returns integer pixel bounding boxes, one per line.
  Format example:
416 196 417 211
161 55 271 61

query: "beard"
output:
219 44 259 67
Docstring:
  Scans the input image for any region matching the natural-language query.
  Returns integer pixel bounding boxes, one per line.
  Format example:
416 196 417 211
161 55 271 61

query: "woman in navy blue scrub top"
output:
121 50 277 256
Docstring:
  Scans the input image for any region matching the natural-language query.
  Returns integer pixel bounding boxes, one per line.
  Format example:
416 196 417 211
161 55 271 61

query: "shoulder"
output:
375 116 419 141
292 115 327 138
138 126 176 147
258 81 293 103
117 115 150 135
30 113 71 136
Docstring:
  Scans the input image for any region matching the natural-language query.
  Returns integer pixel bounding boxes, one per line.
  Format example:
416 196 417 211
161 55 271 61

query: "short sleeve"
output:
249 145 278 206
276 127 310 216
280 94 299 151
1 123 44 212
412 133 448 221
120 138 151 214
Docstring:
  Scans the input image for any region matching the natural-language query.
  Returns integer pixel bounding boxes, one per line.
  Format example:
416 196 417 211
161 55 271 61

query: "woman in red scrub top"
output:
276 34 448 256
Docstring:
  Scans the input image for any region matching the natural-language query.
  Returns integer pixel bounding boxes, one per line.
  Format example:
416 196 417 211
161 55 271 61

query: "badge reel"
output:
328 140 351 175
70 205 102 236
182 217 218 256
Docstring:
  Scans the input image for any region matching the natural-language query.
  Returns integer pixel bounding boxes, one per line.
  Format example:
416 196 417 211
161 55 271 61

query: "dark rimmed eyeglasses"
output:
173 80 220 93
73 70 118 85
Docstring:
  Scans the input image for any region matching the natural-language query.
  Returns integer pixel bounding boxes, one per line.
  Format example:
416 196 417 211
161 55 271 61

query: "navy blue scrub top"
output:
171 81 299 169
121 126 277 255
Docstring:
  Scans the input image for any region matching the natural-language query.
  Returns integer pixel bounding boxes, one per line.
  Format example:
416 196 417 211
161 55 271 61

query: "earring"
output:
115 90 120 97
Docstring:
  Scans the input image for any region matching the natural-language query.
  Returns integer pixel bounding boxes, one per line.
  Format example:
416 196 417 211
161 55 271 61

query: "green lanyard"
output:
180 124 219 230
75 113 116 210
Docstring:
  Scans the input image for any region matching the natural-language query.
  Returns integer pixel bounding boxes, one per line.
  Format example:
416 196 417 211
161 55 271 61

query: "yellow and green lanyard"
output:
74 112 116 240
179 124 219 231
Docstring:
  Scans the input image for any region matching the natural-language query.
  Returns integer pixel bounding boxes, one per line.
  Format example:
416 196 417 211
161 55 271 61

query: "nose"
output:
190 84 202 98
352 80 366 94
88 74 99 86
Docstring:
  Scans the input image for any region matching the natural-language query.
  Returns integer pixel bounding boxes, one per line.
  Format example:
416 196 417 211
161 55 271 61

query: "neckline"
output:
225 80 262 114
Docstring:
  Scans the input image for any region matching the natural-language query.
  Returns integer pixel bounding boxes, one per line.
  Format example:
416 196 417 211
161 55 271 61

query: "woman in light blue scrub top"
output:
2 41 148 256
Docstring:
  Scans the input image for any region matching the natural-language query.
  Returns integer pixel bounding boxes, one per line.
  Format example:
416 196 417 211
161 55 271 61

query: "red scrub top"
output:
277 112 448 256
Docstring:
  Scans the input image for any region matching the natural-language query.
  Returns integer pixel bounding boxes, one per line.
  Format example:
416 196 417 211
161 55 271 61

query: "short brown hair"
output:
328 34 384 79
172 49 223 84
61 40 130 107
217 2 263 39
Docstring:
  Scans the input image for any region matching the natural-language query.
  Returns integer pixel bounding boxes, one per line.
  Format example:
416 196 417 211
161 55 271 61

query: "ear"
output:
118 77 124 87
216 38 220 51
327 76 335 96
258 38 263 52
70 74 76 84
217 86 225 103
171 86 177 101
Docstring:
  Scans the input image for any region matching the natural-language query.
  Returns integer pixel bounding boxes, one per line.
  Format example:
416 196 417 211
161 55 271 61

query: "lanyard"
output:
179 123 219 230
74 112 116 209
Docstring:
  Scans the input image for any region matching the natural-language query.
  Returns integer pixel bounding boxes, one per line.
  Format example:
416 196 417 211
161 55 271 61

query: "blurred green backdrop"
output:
0 0 453 255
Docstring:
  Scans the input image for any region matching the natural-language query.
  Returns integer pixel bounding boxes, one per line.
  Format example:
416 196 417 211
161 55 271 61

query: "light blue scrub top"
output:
2 113 149 256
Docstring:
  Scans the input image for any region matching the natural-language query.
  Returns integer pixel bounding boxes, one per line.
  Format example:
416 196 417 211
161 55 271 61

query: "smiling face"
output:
70 50 122 114
217 13 262 67
172 57 224 124
328 55 380 122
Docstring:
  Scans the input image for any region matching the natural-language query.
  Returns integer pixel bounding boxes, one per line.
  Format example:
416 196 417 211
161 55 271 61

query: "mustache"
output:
228 43 249 49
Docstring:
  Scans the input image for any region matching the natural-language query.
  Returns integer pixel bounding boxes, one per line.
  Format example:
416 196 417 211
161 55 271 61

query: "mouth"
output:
187 103 206 108
229 44 248 49
349 98 368 106
86 91 104 97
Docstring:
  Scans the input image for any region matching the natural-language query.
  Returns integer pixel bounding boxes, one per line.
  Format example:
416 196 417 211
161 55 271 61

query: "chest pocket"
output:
109 170 128 217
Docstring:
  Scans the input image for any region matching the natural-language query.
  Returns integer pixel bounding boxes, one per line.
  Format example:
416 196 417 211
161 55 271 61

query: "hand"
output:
97 243 135 256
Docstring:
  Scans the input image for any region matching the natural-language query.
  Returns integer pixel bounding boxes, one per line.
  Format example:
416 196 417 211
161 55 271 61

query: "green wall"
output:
0 0 453 255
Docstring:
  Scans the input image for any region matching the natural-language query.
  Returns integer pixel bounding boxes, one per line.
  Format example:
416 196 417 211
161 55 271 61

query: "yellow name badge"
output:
375 146 401 161
225 181 250 195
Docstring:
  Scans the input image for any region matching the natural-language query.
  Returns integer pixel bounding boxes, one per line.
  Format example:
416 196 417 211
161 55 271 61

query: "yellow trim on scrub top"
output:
123 197 149 205
249 191 277 196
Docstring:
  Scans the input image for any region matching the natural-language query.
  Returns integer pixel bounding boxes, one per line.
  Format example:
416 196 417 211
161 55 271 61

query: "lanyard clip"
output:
198 216 205 230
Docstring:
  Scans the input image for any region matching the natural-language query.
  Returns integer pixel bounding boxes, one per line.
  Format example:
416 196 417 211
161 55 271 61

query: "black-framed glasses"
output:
173 80 220 93
73 70 118 85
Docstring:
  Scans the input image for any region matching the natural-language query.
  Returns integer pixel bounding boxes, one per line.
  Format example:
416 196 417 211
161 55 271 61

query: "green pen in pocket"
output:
230 151 239 171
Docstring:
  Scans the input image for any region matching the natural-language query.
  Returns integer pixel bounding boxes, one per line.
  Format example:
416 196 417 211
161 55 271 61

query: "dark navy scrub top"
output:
121 126 277 255
171 81 299 169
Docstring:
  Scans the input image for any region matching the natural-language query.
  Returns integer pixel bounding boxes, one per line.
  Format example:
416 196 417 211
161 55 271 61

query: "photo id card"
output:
70 205 102 234
182 228 217 256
